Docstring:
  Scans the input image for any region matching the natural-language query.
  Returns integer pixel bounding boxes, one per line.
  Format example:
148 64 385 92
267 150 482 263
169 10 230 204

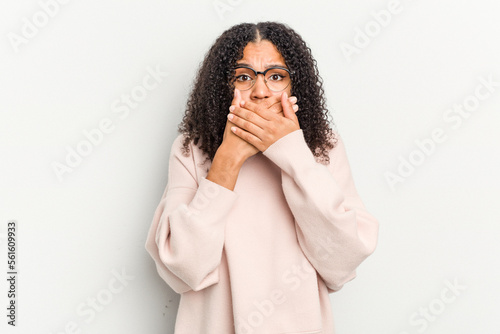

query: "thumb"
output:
231 88 241 107
281 92 296 120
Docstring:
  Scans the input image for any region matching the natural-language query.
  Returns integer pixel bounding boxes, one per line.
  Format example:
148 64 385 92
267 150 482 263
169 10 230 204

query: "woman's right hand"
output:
221 88 299 162
221 89 259 162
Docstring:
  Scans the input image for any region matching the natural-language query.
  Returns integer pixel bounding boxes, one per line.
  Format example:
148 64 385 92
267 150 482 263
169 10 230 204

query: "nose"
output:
250 73 271 100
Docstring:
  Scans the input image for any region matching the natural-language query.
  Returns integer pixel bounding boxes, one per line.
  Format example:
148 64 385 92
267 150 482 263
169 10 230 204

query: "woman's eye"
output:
269 74 284 81
236 75 252 81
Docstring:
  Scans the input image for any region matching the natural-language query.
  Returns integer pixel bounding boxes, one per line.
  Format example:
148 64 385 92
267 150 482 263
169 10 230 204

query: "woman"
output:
145 21 379 334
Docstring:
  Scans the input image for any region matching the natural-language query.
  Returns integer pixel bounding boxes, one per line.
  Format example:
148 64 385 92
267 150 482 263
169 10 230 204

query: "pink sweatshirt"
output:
145 128 379 333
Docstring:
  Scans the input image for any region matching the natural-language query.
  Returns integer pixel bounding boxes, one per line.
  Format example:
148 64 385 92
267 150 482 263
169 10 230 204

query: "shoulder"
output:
170 133 198 158
166 134 197 170
172 132 190 149
169 132 211 177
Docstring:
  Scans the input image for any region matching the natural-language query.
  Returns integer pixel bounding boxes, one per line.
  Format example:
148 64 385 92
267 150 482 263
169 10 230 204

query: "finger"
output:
281 92 297 120
229 88 242 115
235 100 270 128
277 104 302 117
230 88 241 108
277 104 298 118
227 110 265 138
266 99 283 114
258 94 283 112
268 95 297 114
236 88 241 105
238 99 274 121
230 125 263 151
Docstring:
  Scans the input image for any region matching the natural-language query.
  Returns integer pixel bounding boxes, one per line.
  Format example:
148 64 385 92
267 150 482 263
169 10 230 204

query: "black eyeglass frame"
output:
231 65 295 92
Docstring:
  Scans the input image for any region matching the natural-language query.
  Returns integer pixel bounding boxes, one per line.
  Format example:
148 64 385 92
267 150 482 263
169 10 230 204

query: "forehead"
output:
236 40 286 67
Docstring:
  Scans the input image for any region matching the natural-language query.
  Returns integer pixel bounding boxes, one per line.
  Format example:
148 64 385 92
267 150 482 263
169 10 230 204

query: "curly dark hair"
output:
177 21 338 169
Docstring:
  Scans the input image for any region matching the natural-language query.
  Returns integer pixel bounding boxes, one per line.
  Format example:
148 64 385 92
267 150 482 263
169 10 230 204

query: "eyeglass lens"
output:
233 67 291 92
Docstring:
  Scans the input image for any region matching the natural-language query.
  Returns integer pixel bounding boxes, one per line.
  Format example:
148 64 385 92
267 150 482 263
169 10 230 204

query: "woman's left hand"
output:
227 92 301 152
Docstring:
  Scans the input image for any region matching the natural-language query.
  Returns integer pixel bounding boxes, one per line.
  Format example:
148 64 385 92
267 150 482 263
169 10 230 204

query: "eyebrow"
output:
236 62 287 69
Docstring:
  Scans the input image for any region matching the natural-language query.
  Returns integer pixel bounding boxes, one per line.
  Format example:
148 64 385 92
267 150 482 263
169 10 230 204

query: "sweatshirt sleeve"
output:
145 134 239 294
262 129 379 293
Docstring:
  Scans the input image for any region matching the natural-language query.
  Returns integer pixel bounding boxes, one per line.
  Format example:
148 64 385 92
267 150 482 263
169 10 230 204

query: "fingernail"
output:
229 106 235 112
240 100 245 106
284 92 288 99
288 96 297 104
293 104 299 112
227 113 233 120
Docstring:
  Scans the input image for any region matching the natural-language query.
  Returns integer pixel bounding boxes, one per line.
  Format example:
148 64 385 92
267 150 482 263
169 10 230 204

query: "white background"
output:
1 0 499 333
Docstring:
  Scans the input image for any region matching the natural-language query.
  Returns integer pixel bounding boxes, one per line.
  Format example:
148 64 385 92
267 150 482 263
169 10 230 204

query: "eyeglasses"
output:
231 65 293 92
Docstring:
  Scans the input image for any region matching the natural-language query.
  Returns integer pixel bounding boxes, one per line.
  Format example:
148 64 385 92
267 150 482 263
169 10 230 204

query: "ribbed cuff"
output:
262 129 316 177
184 176 239 221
